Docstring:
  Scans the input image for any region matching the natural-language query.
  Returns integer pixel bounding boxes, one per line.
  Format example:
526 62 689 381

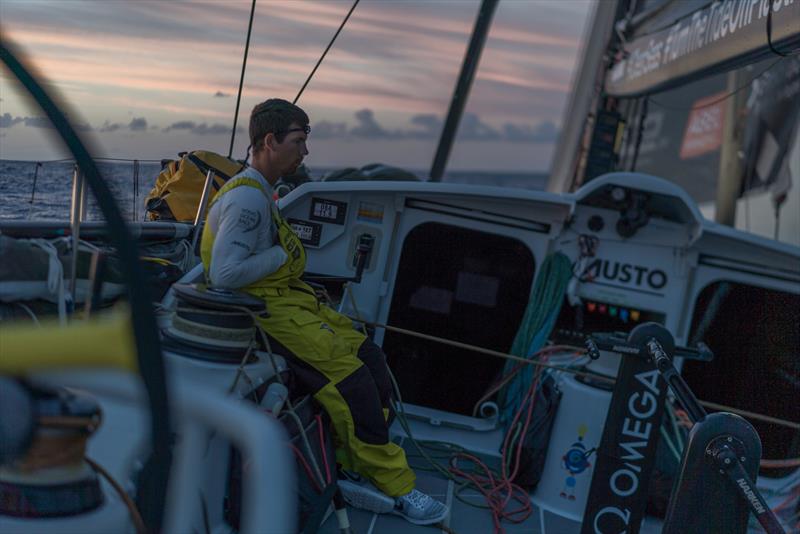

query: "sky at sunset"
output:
0 0 592 173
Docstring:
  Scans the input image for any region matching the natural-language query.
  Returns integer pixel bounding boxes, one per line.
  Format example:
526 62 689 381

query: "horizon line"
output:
0 157 551 175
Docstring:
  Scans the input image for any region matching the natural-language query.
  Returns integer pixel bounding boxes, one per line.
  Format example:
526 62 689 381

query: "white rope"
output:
179 239 195 271
167 312 254 349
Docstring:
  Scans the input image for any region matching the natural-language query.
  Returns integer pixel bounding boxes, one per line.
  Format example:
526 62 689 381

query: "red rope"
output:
290 443 322 493
761 457 800 469
447 356 548 534
503 362 545 483
448 453 532 533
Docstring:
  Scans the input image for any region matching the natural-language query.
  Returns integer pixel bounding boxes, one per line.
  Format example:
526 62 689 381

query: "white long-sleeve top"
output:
205 167 288 288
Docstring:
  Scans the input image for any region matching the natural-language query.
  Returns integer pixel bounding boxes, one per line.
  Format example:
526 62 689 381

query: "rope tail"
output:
498 252 573 423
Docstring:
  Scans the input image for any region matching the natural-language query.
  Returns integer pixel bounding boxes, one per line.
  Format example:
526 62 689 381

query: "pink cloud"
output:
1 0 588 167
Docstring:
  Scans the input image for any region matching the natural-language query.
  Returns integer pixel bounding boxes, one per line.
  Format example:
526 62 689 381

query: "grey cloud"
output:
312 121 348 139
350 109 390 138
129 117 148 131
458 113 501 141
531 121 558 142
164 121 196 132
193 123 230 135
99 120 123 133
99 118 148 132
408 114 441 138
503 123 534 142
2 113 93 131
16 115 92 131
22 116 54 129
503 120 558 143
0 113 23 128
214 91 231 98
309 109 558 144
163 121 230 135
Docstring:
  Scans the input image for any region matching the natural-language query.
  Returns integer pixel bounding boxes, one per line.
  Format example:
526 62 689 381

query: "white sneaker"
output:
393 489 449 525
337 474 395 514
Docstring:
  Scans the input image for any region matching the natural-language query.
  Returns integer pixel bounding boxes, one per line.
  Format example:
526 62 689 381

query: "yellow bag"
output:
144 150 245 221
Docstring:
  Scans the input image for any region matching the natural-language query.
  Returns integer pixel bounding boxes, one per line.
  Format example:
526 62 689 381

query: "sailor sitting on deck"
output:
200 98 448 526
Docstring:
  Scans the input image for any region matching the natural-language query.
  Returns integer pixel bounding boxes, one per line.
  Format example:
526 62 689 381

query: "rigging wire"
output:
648 57 784 111
228 0 258 159
351 317 800 432
237 0 358 164
293 0 360 105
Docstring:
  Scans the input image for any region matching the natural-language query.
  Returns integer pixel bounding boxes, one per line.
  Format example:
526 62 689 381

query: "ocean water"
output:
0 159 547 221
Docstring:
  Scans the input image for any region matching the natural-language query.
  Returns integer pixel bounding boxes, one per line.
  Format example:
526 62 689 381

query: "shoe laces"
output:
400 489 430 510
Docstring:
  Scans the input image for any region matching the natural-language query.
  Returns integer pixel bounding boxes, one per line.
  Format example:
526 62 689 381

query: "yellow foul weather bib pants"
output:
200 176 415 497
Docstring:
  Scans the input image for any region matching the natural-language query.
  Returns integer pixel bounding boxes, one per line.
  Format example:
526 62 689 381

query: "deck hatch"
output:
383 222 536 416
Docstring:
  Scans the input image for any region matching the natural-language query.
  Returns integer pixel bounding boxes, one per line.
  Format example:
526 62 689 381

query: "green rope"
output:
498 252 573 421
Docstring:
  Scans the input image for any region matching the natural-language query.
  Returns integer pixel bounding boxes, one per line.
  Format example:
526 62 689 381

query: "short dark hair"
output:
249 98 309 152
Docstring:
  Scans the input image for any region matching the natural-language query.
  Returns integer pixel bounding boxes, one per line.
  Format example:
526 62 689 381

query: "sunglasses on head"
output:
281 125 311 136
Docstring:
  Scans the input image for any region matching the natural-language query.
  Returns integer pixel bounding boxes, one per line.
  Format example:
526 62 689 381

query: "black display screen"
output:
287 218 322 247
309 197 347 225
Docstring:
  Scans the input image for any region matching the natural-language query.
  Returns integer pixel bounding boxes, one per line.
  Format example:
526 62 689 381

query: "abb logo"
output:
679 91 727 159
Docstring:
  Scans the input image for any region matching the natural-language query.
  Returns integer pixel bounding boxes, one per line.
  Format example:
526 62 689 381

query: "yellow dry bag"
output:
144 150 245 221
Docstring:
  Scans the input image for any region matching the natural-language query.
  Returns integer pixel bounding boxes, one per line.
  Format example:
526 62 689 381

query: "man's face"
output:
272 121 309 176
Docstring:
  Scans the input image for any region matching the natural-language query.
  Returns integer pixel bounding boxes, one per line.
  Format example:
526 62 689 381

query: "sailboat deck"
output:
320 443 545 534
319 469 546 534
319 418 661 534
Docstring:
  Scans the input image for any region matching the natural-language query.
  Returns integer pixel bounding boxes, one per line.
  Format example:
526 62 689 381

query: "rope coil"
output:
167 312 254 349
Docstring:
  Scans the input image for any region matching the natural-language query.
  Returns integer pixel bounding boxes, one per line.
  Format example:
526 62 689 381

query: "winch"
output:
0 382 106 520
162 283 267 363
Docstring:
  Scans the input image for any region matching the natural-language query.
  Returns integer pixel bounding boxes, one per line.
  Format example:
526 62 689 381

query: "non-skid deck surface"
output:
319 438 548 534
319 421 663 534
